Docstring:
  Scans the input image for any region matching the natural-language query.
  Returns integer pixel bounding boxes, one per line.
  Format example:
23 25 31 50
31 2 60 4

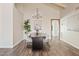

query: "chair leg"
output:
47 42 50 48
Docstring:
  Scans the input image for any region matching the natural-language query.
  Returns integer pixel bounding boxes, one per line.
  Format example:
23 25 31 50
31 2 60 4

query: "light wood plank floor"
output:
0 40 79 56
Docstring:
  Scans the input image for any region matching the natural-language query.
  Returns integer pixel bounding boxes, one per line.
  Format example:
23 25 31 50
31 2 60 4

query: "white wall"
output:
0 3 23 48
13 5 23 47
0 4 2 43
60 10 79 49
23 4 60 39
0 3 13 48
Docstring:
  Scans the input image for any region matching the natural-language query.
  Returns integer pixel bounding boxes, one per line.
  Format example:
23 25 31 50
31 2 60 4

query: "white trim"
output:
61 39 79 49
0 42 13 48
13 39 23 48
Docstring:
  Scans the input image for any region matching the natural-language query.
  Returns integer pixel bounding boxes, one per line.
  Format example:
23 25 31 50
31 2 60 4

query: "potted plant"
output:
24 19 31 39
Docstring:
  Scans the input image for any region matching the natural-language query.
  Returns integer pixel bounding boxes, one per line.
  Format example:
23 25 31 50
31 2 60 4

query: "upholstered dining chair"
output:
43 34 50 48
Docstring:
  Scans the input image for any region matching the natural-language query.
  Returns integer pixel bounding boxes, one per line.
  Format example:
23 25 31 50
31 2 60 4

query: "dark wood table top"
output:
30 33 46 39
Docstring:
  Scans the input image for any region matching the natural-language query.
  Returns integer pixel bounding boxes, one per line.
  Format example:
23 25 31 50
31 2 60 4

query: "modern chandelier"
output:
32 8 42 19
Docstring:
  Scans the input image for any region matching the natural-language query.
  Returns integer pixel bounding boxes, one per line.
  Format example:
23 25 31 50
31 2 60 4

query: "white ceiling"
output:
15 3 79 15
61 3 79 9
15 3 79 9
15 3 66 10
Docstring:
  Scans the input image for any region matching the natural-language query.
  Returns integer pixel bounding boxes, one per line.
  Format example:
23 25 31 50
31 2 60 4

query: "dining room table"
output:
30 33 46 50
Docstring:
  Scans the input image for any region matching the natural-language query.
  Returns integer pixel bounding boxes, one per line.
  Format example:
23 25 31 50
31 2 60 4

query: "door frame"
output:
51 19 60 40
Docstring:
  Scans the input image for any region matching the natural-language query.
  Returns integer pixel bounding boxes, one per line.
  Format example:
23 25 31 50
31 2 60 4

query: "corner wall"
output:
0 3 24 48
13 5 24 47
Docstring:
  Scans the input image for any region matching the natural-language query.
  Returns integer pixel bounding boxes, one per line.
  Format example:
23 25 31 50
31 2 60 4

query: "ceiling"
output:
59 3 79 10
15 3 66 9
15 3 79 10
15 3 79 15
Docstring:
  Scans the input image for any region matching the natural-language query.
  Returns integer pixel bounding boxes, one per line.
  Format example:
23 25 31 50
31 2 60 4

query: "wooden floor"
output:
0 39 79 56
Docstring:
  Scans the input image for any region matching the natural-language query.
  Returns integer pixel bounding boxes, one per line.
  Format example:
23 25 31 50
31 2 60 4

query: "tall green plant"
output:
24 19 31 34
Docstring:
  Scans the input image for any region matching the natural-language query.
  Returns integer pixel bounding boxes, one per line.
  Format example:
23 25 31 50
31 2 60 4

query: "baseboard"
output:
61 39 79 49
13 39 23 48
0 42 13 48
0 40 23 48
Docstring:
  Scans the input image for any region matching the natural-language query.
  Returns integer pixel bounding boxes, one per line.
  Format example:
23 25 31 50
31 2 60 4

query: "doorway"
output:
51 19 60 40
